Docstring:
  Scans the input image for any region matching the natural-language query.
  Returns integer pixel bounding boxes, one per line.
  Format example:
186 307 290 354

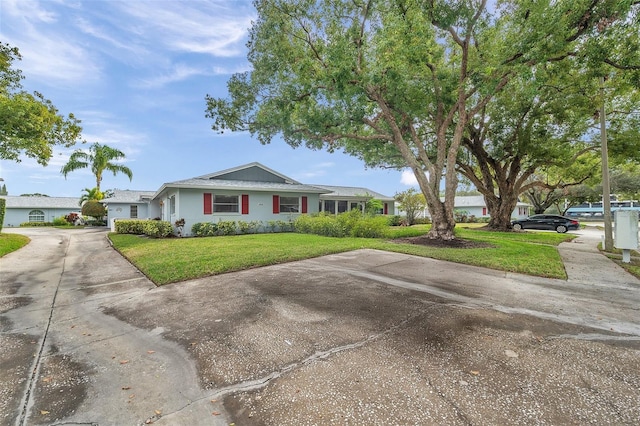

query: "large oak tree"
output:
206 0 636 240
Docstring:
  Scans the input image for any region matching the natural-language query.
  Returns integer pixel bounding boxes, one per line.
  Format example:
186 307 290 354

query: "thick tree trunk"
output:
426 200 456 240
485 193 520 231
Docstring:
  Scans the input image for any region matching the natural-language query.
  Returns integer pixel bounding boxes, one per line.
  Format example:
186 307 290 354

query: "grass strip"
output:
0 233 30 257
110 227 572 285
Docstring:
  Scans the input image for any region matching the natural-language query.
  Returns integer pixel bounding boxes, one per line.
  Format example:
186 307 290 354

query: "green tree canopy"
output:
79 187 105 207
81 200 106 220
206 0 636 240
0 42 82 165
61 142 133 192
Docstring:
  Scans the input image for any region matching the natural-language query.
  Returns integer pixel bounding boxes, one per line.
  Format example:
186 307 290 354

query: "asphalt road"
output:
1 227 639 425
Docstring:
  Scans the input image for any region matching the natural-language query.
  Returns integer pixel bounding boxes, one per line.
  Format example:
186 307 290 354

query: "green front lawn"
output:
109 226 573 285
0 233 30 257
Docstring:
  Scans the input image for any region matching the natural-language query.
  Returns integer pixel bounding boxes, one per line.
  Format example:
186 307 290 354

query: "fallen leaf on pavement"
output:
40 410 50 415
155 410 162 415
147 350 156 354
42 376 52 383
212 411 221 416
120 360 129 364
122 386 131 390
470 370 480 375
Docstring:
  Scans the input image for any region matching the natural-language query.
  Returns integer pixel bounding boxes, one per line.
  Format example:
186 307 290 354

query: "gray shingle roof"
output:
2 196 80 209
312 185 394 201
103 190 155 204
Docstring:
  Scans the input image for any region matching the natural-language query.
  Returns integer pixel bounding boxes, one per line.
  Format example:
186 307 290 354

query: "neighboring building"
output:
397 195 530 220
1 196 80 227
102 190 159 221
565 199 640 219
452 195 530 220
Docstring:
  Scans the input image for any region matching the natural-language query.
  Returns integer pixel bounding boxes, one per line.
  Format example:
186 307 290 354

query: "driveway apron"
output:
0 228 228 426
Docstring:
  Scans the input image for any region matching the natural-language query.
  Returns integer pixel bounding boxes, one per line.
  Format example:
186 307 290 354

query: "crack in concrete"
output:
15 235 71 426
155 311 426 421
324 265 640 337
547 333 640 342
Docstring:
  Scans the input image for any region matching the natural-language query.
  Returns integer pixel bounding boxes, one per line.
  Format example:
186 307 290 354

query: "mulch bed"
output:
391 236 494 249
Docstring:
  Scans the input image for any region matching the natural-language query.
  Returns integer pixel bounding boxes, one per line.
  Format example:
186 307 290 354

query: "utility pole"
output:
600 76 613 251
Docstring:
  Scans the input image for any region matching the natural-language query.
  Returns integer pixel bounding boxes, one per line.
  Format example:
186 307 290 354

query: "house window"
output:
169 195 176 215
130 205 138 219
28 209 45 222
214 195 239 213
324 200 336 214
350 202 361 211
337 200 348 213
279 196 299 213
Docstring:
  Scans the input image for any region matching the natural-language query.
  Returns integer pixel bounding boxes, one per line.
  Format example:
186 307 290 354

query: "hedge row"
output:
115 219 173 238
0 198 5 232
20 222 54 227
191 219 293 237
294 210 389 238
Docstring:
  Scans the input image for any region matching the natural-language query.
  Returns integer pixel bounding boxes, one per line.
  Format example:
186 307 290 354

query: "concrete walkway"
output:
559 226 640 287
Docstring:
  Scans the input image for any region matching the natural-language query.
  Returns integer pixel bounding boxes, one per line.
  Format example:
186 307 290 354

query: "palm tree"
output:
61 142 133 191
78 187 104 207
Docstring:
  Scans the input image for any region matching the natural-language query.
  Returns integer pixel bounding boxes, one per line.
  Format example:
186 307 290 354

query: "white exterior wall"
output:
165 188 321 236
105 202 161 221
3 208 78 227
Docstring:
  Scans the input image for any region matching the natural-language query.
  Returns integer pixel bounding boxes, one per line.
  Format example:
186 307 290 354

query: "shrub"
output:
387 215 402 226
82 200 106 219
0 198 5 232
350 216 388 238
20 222 53 227
216 220 237 236
115 220 146 235
293 214 314 234
142 220 173 238
336 209 362 233
191 222 218 237
294 213 343 237
65 212 83 225
53 216 68 226
238 220 262 234
276 220 294 233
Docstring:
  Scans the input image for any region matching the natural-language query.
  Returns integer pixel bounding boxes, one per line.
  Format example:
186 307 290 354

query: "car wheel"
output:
556 225 567 233
513 223 522 231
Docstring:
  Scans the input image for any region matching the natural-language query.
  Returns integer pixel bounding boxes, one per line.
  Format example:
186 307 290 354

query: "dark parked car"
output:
511 215 580 233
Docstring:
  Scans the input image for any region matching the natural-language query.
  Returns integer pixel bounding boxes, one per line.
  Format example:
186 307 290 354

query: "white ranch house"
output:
149 163 395 236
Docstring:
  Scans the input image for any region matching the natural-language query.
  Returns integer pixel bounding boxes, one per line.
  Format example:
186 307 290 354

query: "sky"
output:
0 0 418 198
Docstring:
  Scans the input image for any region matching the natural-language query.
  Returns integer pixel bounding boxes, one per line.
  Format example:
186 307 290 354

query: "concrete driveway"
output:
1 227 639 425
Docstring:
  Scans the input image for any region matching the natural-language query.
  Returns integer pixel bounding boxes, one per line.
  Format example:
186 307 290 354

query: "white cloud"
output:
295 162 336 180
401 169 420 186
136 64 208 89
0 0 103 86
115 1 254 57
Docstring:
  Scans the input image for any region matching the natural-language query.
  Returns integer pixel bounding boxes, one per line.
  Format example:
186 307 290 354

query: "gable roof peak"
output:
194 162 301 184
